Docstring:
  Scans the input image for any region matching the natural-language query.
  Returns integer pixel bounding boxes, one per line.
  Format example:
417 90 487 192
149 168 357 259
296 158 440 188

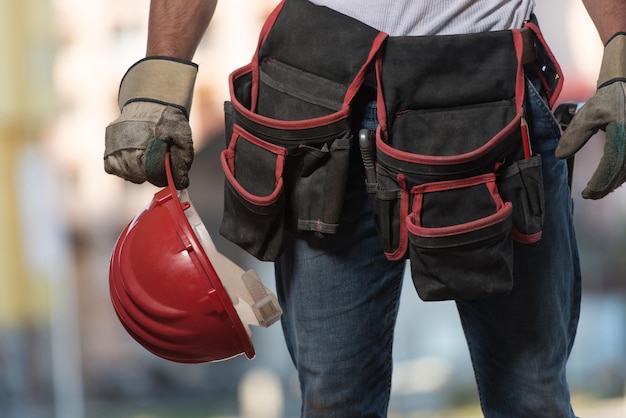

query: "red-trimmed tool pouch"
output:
220 0 387 261
407 174 514 300
370 28 548 300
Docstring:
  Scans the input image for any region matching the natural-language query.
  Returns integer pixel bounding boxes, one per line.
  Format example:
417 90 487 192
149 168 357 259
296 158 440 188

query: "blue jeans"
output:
274 79 581 417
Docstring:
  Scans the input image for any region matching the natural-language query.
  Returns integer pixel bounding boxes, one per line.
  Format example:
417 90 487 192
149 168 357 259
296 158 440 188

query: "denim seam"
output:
455 308 487 408
381 267 404 416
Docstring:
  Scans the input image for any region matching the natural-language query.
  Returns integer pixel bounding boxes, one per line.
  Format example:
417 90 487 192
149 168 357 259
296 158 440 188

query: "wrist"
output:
119 57 198 117
597 32 626 88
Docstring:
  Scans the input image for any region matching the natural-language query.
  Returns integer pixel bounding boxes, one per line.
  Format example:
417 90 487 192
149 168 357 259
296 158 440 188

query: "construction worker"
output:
104 0 626 416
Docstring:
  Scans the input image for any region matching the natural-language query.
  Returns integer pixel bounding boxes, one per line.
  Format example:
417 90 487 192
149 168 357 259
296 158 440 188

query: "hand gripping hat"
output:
109 155 282 363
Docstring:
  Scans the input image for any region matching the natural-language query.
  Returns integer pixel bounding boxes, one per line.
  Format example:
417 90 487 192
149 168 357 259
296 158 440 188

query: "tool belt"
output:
219 0 563 300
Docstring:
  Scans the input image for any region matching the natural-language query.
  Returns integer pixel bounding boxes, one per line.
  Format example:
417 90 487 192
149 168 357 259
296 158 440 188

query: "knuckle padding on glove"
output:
105 102 170 157
104 120 155 157
104 149 147 184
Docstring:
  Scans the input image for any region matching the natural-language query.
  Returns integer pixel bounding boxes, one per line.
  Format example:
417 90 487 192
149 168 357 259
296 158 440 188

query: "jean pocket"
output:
406 174 514 301
219 124 287 261
498 155 544 243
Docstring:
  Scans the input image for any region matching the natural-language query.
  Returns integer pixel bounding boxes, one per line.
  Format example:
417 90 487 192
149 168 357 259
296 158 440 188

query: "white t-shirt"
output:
307 0 535 36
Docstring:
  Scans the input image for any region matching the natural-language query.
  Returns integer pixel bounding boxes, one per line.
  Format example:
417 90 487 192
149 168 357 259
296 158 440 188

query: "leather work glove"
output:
555 32 626 199
105 57 198 189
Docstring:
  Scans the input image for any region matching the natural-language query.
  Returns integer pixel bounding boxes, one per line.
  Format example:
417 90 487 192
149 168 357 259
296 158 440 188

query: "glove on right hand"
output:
555 33 626 199
104 57 198 189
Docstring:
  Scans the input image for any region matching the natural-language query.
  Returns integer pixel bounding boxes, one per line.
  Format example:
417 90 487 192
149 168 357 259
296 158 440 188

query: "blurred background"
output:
1 0 626 417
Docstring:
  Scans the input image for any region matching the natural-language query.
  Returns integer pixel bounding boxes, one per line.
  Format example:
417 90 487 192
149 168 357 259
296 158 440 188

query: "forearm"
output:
582 0 626 44
147 0 217 60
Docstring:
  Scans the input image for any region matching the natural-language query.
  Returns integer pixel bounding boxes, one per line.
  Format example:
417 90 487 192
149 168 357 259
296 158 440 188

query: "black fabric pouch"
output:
220 107 287 261
219 0 386 260
406 174 514 300
370 29 529 300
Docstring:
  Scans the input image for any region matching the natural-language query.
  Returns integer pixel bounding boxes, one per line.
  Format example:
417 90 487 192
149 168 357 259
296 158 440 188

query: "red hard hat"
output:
109 155 281 363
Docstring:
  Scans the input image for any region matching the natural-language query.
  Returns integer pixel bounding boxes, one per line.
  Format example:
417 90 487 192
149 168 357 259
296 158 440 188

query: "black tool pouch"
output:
220 0 386 261
370 28 550 300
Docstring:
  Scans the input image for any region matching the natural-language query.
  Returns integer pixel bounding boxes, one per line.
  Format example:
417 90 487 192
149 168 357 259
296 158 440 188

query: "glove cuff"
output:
118 57 198 117
598 32 626 89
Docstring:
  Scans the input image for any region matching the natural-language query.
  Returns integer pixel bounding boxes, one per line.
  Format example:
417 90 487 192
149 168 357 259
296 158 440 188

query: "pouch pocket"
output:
498 155 544 244
220 124 287 261
290 133 352 234
406 173 514 301
227 58 357 235
257 59 345 120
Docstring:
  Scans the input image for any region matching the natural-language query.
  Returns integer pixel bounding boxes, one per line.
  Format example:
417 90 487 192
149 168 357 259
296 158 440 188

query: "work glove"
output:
555 32 626 199
104 57 198 189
